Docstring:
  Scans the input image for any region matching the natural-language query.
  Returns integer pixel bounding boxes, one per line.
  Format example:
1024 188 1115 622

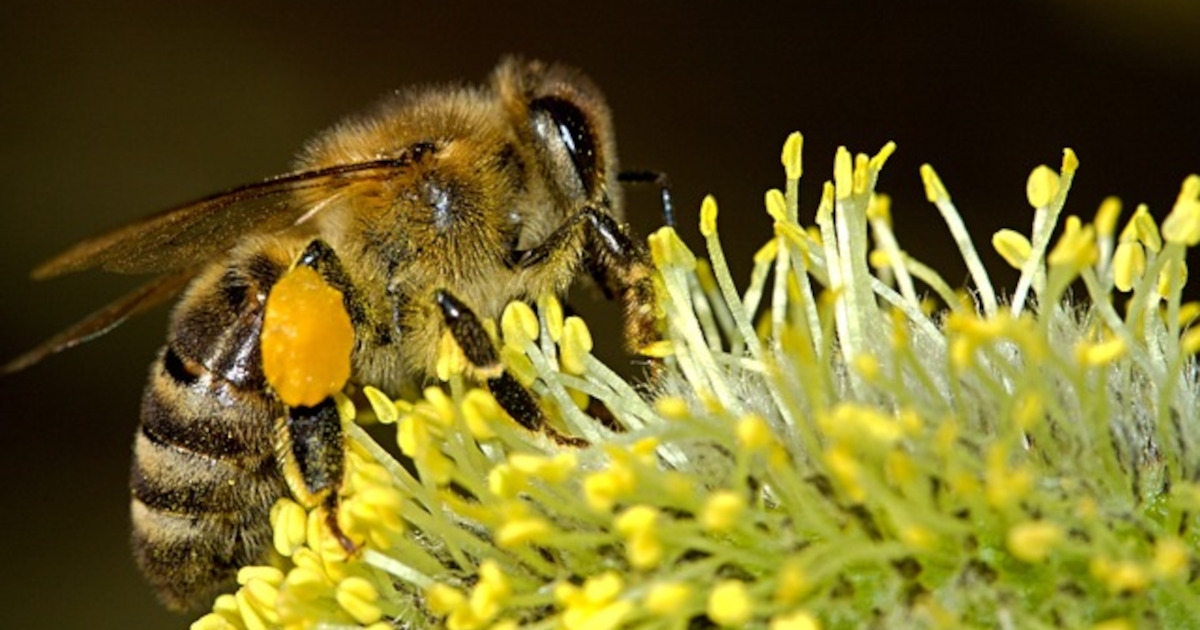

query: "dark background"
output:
2 2 1198 627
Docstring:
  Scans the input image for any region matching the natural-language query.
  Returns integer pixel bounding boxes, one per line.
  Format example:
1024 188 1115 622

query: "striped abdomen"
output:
130 256 289 610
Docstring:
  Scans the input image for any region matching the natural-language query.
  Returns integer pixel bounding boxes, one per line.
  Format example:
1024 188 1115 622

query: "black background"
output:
2 2 1198 627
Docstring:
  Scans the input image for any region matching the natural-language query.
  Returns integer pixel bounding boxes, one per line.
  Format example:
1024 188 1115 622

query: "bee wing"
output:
32 158 410 279
4 268 197 374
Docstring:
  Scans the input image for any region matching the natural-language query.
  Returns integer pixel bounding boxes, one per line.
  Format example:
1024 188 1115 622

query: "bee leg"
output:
516 207 659 356
618 169 675 228
434 289 587 447
276 398 358 552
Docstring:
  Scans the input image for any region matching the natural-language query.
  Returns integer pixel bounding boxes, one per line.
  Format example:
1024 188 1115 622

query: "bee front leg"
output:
515 206 660 356
435 289 587 447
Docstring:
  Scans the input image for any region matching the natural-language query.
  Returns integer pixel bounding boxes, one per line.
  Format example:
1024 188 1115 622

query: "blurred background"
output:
2 2 1198 627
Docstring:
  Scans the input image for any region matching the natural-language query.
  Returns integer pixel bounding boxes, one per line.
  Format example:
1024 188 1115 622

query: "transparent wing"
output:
32 158 411 279
4 269 197 373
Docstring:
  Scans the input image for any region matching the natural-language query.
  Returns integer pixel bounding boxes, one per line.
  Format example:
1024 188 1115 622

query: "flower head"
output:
196 137 1200 630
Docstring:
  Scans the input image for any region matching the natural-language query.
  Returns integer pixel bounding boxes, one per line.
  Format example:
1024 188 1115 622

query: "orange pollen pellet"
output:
261 265 355 407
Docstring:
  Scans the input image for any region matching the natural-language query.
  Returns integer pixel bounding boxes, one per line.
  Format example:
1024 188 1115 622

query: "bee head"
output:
494 57 623 220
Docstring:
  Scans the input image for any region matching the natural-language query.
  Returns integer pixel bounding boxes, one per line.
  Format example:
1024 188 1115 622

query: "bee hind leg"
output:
276 399 358 553
434 289 587 447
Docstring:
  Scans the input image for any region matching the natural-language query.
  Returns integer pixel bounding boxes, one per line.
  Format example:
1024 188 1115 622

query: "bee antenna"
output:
618 170 675 228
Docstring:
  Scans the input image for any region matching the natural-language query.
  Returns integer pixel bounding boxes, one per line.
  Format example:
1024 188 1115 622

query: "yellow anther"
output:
488 464 524 498
1112 241 1146 292
269 498 307 557
753 238 780 266
868 249 892 270
497 516 551 547
699 195 719 237
509 451 577 483
707 580 753 627
1181 326 1200 356
1178 302 1200 326
1061 147 1079 174
1076 337 1127 367
1026 165 1060 208
825 445 864 503
736 413 773 451
237 576 281 626
1095 196 1122 238
1158 259 1187 297
701 490 745 533
770 610 822 630
821 403 904 446
1163 196 1200 247
237 565 285 587
866 193 891 223
397 413 431 458
654 395 691 420
1047 215 1097 268
281 565 329 605
1007 520 1063 563
459 388 499 440
261 265 354 407
579 572 623 605
816 181 835 218
870 141 897 172
631 437 660 459
1095 559 1150 594
765 188 787 222
628 534 664 570
986 448 1032 509
1152 537 1189 579
852 353 880 382
919 164 950 203
644 582 691 615
538 295 564 342
631 339 668 360
782 131 803 180
337 577 382 625
993 229 1032 270
436 330 468 381
501 301 539 350
190 613 237 630
474 561 511 610
500 345 538 386
426 583 467 615
615 504 658 537
834 146 853 200
560 316 593 375
1132 204 1162 252
613 506 664 569
649 226 696 270
853 152 870 195
212 593 240 619
584 465 635 512
1178 173 1200 203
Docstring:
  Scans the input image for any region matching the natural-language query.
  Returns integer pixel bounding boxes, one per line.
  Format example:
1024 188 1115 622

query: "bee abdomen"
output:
131 342 287 610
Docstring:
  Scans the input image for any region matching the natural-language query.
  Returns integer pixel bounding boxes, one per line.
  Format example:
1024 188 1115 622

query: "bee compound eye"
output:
529 96 599 198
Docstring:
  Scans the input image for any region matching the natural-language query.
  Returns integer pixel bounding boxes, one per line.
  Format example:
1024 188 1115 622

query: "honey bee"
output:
9 58 663 610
